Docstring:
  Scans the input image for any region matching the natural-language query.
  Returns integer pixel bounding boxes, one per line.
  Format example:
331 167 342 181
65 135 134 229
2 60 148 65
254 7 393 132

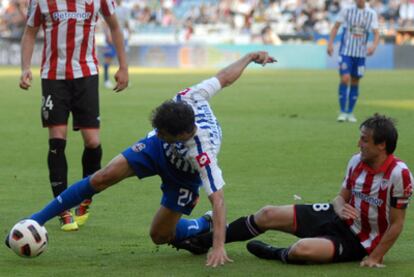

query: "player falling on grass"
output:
7 51 276 267
327 0 379 123
19 0 129 231
174 114 413 268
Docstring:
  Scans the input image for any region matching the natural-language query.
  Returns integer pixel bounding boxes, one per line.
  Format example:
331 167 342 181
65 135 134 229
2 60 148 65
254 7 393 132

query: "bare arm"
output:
215 51 276 88
367 28 380 56
360 207 406 268
19 25 40 90
327 22 341 56
206 189 232 267
103 14 129 92
332 187 359 220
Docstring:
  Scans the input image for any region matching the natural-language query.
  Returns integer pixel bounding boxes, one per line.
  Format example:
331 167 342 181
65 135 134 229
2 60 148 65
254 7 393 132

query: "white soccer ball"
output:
7 219 48 258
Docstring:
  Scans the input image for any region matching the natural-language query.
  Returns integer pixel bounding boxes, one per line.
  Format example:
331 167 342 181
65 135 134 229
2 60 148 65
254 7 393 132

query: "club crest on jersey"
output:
132 143 146 153
380 179 390 190
196 152 210 167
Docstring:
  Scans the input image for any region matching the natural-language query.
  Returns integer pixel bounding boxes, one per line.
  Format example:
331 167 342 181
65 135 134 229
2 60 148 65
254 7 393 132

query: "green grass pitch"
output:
0 67 413 276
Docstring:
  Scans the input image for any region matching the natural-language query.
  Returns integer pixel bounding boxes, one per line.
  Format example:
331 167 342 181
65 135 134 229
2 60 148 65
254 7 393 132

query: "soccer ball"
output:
6 219 48 258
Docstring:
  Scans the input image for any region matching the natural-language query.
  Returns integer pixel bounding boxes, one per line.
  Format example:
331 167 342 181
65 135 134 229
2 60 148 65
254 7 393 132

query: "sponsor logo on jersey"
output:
53 11 92 21
196 152 210 167
352 190 383 207
132 143 146 152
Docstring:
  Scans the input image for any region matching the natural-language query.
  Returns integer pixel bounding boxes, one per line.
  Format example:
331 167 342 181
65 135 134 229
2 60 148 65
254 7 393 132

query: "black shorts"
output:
41 75 100 130
294 204 367 262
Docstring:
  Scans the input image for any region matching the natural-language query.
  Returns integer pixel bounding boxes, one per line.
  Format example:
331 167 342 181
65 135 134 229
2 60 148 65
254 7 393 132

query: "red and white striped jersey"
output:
342 153 413 254
26 0 116 80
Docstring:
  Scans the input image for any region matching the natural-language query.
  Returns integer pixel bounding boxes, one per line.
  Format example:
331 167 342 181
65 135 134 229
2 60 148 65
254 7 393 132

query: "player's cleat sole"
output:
59 211 79 231
74 199 92 226
170 237 209 255
246 240 279 260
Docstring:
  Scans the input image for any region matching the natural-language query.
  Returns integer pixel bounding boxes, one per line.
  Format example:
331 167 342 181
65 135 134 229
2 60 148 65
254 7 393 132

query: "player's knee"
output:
84 139 100 149
289 240 313 260
89 167 112 191
149 230 172 245
341 75 350 84
255 205 279 227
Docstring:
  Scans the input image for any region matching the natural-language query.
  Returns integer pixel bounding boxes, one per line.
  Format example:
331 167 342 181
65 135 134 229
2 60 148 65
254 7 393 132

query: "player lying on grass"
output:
173 114 413 268
6 51 276 267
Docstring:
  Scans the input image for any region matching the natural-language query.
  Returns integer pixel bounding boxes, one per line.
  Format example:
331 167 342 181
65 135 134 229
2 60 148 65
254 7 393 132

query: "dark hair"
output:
151 100 195 136
360 113 398 154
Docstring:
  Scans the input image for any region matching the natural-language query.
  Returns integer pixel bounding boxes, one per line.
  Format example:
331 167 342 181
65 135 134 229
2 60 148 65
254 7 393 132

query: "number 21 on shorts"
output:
177 188 193 207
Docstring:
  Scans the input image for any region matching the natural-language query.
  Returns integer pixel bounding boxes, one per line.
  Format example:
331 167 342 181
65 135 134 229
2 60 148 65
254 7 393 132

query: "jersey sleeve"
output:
390 165 413 209
370 10 379 30
175 77 222 103
100 0 116 17
335 7 347 24
26 0 43 27
341 154 359 189
191 136 225 196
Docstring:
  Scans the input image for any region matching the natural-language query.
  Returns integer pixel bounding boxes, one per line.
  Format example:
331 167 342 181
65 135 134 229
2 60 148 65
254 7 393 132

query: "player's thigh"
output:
290 238 334 263
254 205 295 233
150 206 182 242
351 57 365 79
41 79 71 127
71 75 100 130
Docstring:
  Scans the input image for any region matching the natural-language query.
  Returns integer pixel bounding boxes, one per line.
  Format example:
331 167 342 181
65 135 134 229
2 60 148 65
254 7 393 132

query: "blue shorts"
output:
103 40 128 59
103 43 116 59
121 135 202 215
339 55 366 78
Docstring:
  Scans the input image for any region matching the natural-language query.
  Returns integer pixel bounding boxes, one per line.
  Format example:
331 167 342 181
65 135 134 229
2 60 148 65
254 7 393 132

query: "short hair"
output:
151 100 195 136
360 113 398 154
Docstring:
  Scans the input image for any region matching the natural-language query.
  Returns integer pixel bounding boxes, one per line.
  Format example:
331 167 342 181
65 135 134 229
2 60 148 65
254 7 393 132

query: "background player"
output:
8 51 276 267
103 0 131 89
19 0 129 231
327 0 379 123
175 114 412 268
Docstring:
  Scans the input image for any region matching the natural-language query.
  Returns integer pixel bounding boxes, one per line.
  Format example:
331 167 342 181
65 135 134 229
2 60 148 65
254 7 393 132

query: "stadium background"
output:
1 0 414 68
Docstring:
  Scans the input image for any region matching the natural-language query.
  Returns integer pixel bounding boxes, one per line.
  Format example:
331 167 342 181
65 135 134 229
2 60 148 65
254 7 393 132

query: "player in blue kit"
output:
327 0 379 123
6 51 276 267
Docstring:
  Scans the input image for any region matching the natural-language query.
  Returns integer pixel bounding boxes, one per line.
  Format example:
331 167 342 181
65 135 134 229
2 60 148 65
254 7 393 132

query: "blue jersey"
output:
122 77 225 201
337 5 378 58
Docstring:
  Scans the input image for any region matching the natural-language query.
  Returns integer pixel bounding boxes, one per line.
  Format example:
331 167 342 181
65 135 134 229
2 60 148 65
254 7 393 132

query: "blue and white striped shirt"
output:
337 5 378 57
162 77 225 196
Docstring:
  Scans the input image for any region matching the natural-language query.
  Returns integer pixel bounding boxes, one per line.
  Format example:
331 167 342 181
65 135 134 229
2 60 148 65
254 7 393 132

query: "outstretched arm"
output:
206 189 233 267
360 207 406 268
215 51 276 88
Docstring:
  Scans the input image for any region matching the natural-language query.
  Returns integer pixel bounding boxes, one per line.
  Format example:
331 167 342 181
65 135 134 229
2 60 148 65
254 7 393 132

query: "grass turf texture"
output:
0 67 413 276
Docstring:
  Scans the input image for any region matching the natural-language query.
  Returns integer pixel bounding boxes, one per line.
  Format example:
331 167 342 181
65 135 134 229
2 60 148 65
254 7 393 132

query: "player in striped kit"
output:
175 114 412 267
7 51 276 267
327 0 379 123
19 0 129 231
